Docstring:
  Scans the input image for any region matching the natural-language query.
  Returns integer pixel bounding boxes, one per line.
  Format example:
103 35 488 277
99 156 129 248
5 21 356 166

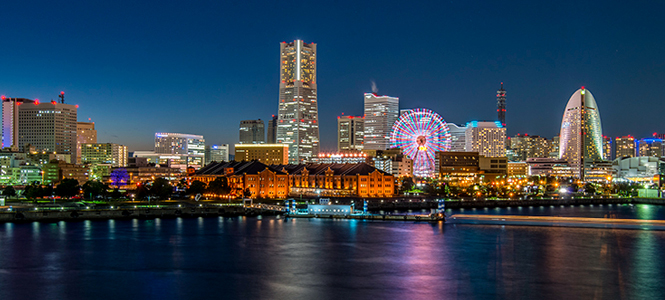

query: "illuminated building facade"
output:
465 121 506 158
507 162 528 177
448 123 468 152
510 134 550 161
603 136 612 160
637 138 663 157
204 144 229 164
81 143 128 167
615 136 635 158
2 97 33 149
239 119 265 144
42 160 89 185
193 161 394 198
558 87 603 179
277 40 319 163
363 93 399 150
153 133 205 169
337 115 364 151
77 122 97 164
18 100 78 156
311 152 367 164
613 156 665 182
234 144 289 165
549 135 560 158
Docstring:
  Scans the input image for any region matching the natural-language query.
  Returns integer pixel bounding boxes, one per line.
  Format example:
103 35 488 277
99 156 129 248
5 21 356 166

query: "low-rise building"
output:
234 144 289 165
42 160 89 185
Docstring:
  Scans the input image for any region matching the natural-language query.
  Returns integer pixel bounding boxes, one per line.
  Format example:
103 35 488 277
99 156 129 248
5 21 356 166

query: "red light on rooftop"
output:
75 105 79 108
60 91 65 95
34 99 40 105
581 86 585 90
1 95 5 100
51 100 56 105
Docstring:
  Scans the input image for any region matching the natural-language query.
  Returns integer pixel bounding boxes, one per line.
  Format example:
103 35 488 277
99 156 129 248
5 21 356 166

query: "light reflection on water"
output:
0 205 663 299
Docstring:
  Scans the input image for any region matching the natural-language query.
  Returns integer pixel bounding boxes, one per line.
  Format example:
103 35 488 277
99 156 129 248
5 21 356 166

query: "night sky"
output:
2 0 664 151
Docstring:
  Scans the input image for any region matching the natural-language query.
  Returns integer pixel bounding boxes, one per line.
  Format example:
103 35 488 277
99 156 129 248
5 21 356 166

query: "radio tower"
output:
497 82 506 127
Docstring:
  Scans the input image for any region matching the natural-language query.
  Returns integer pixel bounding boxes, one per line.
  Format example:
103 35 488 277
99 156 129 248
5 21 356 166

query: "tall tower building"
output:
363 93 399 150
276 40 319 163
77 122 97 164
18 99 78 157
266 115 278 144
239 119 265 144
558 87 603 179
465 121 506 157
2 96 33 149
615 136 635 158
448 123 468 152
337 115 365 151
497 82 506 128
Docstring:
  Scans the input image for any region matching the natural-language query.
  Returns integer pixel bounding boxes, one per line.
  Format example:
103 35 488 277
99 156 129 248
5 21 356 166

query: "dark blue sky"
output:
2 0 664 151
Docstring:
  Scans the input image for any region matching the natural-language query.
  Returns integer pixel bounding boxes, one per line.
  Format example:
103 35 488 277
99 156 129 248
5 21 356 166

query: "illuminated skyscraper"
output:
558 87 603 179
1 96 31 149
364 93 399 150
497 82 506 128
337 115 364 151
615 136 635 158
18 99 78 156
276 40 319 163
77 122 97 164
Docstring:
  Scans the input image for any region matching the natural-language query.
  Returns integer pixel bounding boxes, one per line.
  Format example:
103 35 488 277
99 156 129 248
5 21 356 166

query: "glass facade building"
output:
363 93 399 150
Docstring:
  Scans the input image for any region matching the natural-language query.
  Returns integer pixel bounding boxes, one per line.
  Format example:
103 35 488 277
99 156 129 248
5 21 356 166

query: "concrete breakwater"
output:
0 206 255 223
364 197 663 210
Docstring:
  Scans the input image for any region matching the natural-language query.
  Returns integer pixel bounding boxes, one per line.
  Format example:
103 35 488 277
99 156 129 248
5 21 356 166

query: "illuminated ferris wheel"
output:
389 108 451 177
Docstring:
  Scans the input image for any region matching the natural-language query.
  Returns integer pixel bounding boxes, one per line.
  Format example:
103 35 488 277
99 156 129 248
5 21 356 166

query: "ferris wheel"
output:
389 108 452 177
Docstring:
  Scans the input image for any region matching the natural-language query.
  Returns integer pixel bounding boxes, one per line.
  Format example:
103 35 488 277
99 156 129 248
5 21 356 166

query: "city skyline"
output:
1 1 665 151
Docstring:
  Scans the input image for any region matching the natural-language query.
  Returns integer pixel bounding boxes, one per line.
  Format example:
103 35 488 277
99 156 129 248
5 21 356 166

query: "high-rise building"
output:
497 82 506 128
81 143 128 167
77 122 97 164
510 134 550 161
637 138 663 157
337 115 364 151
558 87 603 179
615 136 635 158
204 144 229 164
465 121 506 158
363 93 399 150
17 99 78 157
154 133 205 169
266 115 278 144
602 135 612 161
1 96 33 149
276 40 319 163
448 123 468 152
239 120 265 144
549 136 560 158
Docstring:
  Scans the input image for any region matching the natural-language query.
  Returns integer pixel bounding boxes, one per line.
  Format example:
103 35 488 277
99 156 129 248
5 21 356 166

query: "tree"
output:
55 179 81 199
150 177 173 199
399 177 415 193
82 180 106 200
243 188 252 198
187 180 207 195
207 177 231 196
110 188 123 199
3 186 17 199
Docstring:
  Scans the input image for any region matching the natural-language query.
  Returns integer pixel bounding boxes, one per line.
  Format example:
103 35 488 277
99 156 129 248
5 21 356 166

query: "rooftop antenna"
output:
58 91 65 104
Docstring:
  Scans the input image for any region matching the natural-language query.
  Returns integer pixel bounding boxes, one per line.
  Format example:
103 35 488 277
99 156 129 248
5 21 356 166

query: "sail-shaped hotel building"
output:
558 87 604 179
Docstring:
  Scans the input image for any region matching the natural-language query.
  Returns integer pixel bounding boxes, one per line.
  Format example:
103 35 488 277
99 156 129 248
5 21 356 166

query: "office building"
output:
603 136 612 160
549 135 560 158
239 119 265 144
81 143 128 167
363 93 399 150
465 121 506 158
337 115 364 151
77 122 97 164
615 136 636 158
204 144 229 165
17 99 78 156
276 40 319 163
448 123 468 152
2 96 33 149
266 115 278 144
153 133 205 169
234 144 289 165
558 87 604 179
637 138 663 157
510 134 550 161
